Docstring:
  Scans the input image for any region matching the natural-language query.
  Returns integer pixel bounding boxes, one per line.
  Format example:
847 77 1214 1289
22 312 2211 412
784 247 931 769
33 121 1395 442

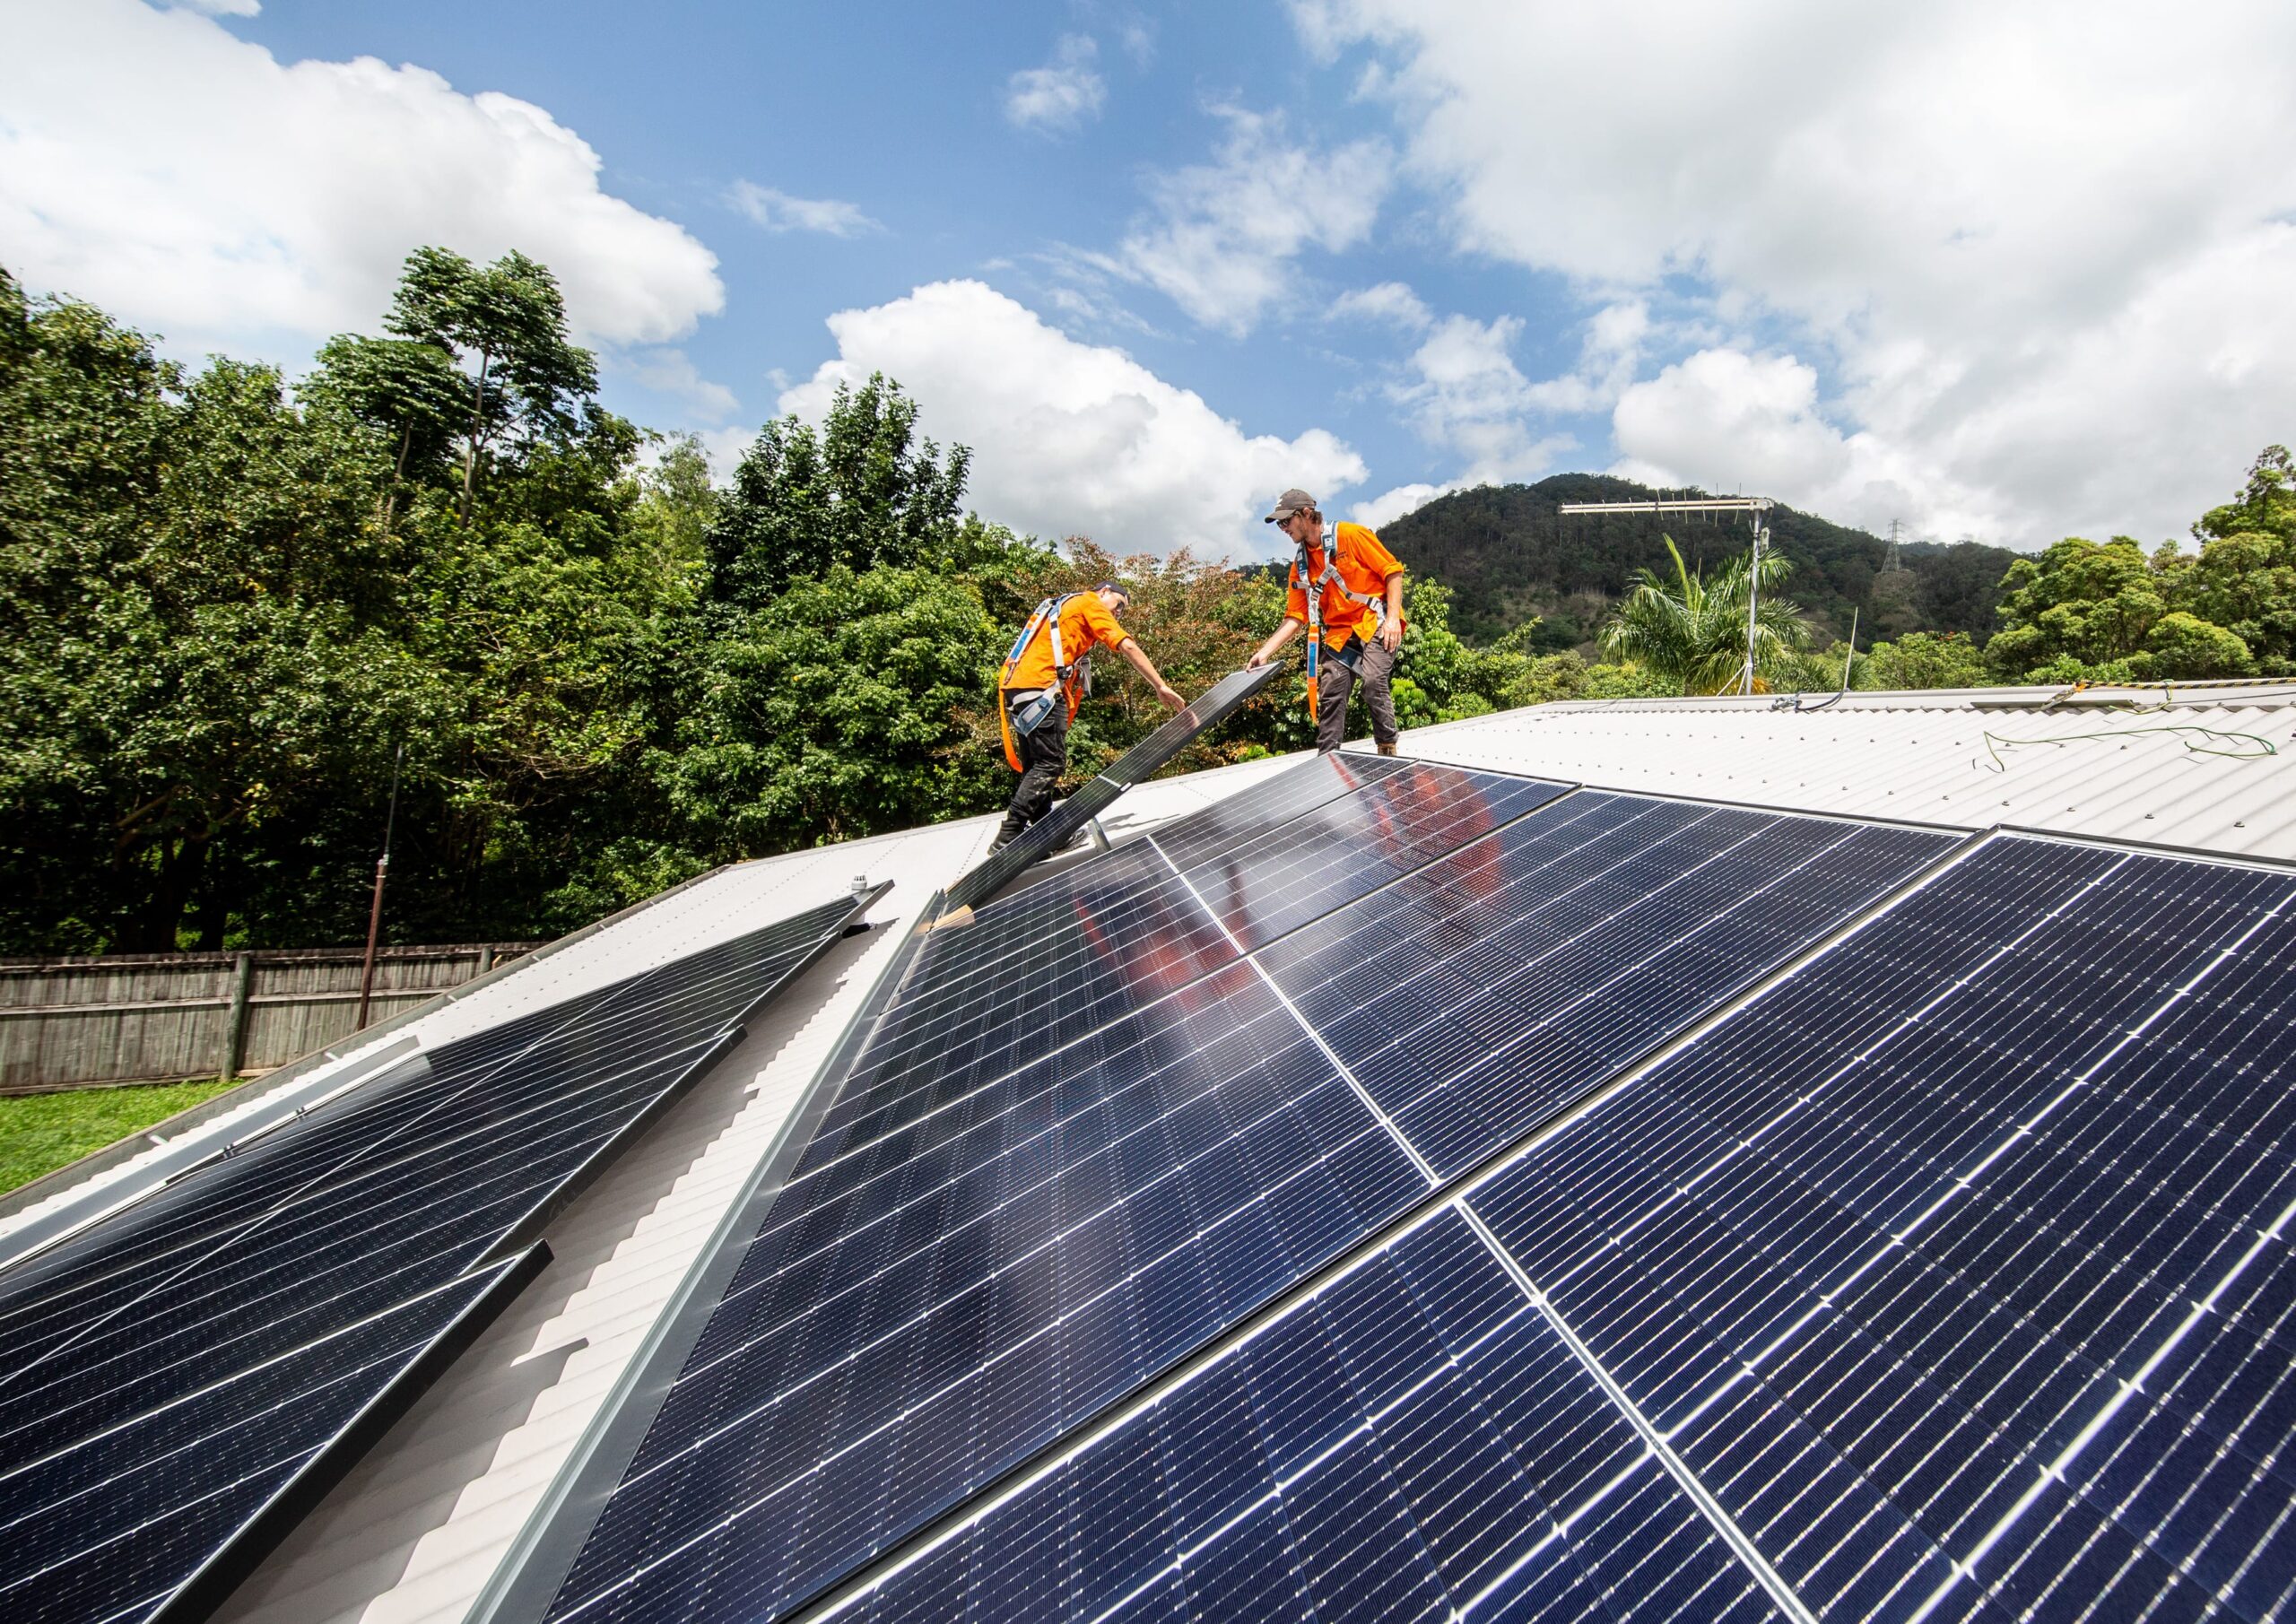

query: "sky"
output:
4 0 2294 562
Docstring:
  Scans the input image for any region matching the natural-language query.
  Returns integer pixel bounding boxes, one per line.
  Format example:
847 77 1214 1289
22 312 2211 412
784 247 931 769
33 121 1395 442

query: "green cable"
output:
1979 724 2280 773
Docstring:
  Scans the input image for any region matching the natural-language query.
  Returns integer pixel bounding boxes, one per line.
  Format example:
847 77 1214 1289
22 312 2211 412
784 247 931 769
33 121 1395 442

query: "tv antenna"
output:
1560 496 1776 696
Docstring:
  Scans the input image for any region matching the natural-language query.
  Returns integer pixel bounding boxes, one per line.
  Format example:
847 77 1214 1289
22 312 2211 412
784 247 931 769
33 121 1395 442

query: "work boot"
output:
1377 741 1398 757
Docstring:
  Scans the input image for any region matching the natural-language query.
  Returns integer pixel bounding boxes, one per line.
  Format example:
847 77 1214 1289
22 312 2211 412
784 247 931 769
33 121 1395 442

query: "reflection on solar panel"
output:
0 889 875 1624
829 833 2296 1623
945 663 1288 912
845 1210 1780 1624
523 768 1970 1624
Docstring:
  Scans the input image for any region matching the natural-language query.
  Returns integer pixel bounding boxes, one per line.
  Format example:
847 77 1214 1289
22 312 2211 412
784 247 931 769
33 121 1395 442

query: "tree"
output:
1598 536 1808 694
1855 631 1990 690
305 334 467 530
706 374 980 611
1985 533 2257 682
659 566 1007 853
383 247 599 519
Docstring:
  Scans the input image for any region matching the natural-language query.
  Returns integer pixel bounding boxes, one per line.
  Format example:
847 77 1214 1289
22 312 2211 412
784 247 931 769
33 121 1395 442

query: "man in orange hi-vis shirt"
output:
992 581 1185 853
1247 488 1407 755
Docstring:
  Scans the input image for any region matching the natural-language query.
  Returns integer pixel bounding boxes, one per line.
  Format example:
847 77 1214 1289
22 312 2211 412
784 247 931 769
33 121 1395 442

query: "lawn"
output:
0 1078 239 1196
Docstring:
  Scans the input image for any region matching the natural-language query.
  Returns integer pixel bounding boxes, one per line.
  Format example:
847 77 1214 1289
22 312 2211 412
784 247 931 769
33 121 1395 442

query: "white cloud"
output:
1387 313 1575 484
1004 36 1107 134
1327 281 1431 331
777 281 1366 558
0 1 722 362
625 348 739 422
1102 108 1392 335
1351 482 1450 528
1611 348 2002 539
1300 0 2296 545
171 0 258 14
725 181 880 238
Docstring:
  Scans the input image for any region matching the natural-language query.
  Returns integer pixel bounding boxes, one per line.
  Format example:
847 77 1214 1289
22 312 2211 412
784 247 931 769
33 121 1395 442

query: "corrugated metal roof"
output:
1383 684 2296 860
43 678 2296 1621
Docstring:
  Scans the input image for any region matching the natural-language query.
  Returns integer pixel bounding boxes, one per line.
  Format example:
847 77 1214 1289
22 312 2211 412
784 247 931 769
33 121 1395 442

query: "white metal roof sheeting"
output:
1385 684 2296 860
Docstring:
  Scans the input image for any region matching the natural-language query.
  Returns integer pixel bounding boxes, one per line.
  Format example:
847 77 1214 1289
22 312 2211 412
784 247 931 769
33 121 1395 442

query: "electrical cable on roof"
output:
1978 724 2278 773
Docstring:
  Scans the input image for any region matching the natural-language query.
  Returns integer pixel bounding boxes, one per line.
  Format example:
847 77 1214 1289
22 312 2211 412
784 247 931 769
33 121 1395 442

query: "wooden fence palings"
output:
0 943 537 1093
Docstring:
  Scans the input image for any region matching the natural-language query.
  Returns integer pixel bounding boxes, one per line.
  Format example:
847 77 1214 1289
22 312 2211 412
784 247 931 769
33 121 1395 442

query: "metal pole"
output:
1742 520 1768 696
356 745 404 1030
222 951 255 1081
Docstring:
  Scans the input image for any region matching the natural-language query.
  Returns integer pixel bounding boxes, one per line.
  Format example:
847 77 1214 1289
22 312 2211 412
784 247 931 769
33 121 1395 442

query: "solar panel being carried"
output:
945 662 1288 913
830 833 2296 1623
515 761 1962 1624
0 888 878 1624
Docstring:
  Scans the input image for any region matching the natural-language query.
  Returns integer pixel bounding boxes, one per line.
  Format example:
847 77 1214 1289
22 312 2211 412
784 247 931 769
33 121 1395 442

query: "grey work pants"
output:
1316 636 1398 754
996 691 1070 844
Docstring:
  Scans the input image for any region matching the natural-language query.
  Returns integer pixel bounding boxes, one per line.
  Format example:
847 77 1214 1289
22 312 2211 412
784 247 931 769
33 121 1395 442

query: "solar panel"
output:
910 834 2296 1624
944 663 1288 913
1099 662 1292 786
0 890 874 1624
808 763 1563 1177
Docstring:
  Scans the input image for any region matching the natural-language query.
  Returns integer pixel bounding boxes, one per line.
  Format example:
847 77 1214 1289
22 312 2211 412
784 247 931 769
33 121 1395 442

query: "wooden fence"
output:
0 942 540 1094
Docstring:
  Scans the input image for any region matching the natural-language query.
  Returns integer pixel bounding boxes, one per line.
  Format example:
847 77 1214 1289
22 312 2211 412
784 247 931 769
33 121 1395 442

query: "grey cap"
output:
1263 488 1318 524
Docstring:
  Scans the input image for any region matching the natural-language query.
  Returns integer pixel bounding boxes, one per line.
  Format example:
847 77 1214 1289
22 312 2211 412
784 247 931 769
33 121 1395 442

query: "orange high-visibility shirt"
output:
1001 593 1130 694
1284 522 1405 650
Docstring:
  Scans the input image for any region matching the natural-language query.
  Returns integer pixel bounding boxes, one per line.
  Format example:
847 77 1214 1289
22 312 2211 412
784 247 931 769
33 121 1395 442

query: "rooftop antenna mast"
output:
1560 495 1776 695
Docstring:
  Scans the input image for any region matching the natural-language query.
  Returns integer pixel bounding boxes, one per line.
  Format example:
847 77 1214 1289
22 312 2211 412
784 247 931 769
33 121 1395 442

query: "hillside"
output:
1378 474 2020 647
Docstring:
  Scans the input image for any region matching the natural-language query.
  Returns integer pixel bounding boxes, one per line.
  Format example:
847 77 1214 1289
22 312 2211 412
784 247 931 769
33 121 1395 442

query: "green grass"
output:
0 1078 239 1196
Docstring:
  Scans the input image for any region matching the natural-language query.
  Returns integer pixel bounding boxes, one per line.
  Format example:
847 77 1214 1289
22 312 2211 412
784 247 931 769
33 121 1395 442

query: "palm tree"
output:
1600 535 1809 695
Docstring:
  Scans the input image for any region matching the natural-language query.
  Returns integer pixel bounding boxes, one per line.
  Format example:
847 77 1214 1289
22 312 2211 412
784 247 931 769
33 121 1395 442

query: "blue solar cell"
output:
848 1211 1781 1624
1457 836 2296 1623
1259 791 1957 1175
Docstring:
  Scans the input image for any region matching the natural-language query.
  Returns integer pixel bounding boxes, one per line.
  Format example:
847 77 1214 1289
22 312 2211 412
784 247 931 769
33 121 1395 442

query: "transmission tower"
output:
1885 518 1904 572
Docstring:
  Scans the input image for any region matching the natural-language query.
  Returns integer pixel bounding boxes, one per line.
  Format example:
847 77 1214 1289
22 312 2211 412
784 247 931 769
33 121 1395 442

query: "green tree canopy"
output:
707 374 989 611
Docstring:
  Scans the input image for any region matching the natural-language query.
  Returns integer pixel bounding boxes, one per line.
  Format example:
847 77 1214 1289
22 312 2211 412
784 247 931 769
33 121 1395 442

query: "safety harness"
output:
1294 524 1387 723
997 593 1093 772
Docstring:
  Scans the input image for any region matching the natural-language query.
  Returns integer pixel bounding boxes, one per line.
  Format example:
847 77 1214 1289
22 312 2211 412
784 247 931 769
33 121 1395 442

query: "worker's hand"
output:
1155 682 1187 711
1378 617 1405 653
1246 649 1270 670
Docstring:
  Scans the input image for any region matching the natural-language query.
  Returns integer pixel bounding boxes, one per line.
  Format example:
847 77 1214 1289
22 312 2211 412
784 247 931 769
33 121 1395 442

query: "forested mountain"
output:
1378 474 2020 647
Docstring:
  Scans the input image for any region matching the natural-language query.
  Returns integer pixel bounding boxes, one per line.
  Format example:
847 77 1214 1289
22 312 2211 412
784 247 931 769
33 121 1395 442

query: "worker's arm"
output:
1378 571 1405 651
1248 615 1304 669
1117 637 1187 709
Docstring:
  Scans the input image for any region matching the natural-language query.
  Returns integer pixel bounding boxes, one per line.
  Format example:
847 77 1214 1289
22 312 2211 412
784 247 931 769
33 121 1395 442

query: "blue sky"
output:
8 0 2296 561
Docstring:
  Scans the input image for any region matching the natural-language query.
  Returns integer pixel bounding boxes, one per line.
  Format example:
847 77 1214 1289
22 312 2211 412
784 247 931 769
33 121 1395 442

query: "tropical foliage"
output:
1597 536 1811 694
5 247 2292 954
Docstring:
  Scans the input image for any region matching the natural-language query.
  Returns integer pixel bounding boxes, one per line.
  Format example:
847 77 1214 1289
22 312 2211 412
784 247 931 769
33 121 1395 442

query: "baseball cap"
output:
1263 488 1317 524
